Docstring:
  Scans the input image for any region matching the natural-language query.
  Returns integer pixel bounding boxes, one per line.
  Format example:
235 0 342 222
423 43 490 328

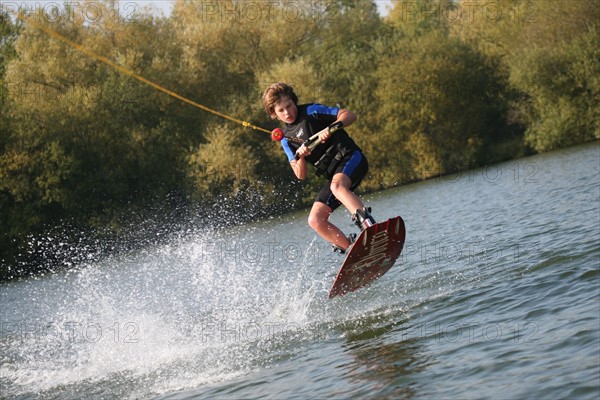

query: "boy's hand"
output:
319 128 332 143
321 121 343 143
296 144 310 158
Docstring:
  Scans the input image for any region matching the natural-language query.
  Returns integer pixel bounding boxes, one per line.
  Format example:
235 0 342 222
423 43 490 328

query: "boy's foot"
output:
353 207 376 231
331 233 357 255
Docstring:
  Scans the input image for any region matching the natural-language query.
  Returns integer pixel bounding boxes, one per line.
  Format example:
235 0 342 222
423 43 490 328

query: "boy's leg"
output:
329 151 372 220
309 151 372 250
330 173 365 215
307 202 351 249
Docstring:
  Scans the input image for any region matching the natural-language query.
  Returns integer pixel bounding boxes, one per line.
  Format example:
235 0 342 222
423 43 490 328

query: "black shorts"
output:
315 150 369 211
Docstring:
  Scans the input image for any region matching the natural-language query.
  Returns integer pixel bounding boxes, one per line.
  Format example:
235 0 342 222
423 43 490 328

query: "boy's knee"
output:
308 208 328 230
330 181 345 198
307 214 322 231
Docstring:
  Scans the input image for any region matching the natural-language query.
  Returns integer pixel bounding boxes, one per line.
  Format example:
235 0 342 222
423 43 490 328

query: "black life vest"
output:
284 104 361 180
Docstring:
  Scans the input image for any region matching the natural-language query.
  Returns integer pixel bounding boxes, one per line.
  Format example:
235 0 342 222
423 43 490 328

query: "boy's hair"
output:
262 83 299 119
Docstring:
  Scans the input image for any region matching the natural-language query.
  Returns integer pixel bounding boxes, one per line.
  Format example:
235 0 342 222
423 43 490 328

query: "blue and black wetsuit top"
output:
281 103 362 179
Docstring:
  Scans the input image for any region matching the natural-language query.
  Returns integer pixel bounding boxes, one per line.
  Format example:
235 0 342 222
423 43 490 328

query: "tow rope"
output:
20 14 273 135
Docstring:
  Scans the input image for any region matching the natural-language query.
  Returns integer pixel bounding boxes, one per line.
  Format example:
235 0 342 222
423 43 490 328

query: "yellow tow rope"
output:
21 15 272 135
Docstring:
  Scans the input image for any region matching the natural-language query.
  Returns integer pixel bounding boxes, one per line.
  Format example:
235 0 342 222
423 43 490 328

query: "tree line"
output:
0 0 598 279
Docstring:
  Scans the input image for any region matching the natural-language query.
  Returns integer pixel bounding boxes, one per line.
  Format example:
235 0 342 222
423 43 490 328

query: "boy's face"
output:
273 97 297 124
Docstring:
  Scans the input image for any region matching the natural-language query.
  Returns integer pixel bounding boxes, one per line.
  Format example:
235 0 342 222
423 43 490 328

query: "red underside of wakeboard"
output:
329 216 406 298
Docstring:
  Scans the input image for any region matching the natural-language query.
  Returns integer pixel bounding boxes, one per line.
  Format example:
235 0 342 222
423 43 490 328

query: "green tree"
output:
304 0 384 163
0 3 196 274
514 27 600 151
0 11 22 269
388 0 453 36
454 0 600 152
298 0 382 102
372 0 511 184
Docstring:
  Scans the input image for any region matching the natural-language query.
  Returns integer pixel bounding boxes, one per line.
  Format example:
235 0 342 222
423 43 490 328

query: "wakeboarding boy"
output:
262 82 375 252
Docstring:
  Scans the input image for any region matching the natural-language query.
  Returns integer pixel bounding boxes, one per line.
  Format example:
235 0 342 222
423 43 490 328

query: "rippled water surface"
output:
1 143 599 399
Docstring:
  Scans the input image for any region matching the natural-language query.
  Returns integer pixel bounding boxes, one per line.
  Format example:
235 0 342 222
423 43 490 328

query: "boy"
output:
262 82 375 253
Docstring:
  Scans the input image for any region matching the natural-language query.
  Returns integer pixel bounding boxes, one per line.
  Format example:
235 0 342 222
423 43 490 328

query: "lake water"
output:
1 142 599 399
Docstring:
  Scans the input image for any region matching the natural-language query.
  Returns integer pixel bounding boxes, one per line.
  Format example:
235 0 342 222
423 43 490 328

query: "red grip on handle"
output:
271 128 284 141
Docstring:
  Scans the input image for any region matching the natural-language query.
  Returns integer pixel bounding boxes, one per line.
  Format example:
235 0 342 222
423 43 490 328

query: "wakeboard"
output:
329 216 406 298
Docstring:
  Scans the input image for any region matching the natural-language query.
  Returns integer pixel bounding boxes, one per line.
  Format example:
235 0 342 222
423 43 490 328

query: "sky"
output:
134 1 393 17
1 0 394 19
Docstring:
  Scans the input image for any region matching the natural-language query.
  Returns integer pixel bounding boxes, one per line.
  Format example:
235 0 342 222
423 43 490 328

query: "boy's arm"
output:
282 137 308 180
290 156 307 180
336 108 357 127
